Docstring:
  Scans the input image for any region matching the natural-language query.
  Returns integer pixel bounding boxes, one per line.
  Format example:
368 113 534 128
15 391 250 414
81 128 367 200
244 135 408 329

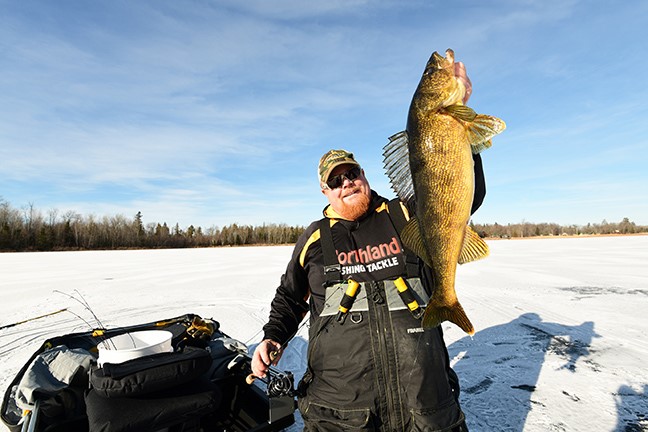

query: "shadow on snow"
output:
614 384 648 431
448 312 599 431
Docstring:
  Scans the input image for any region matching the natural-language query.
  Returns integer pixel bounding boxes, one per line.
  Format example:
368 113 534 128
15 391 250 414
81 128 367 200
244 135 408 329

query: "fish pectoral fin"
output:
400 217 433 267
445 104 477 122
471 139 492 154
458 225 489 264
466 115 507 154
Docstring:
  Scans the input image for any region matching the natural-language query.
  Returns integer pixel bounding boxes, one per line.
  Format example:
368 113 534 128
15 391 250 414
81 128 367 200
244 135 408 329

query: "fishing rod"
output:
245 319 310 386
245 279 362 385
0 308 68 331
54 289 107 330
54 289 119 349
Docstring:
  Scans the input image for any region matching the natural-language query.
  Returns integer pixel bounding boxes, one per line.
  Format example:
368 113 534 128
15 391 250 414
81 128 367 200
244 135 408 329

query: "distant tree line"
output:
2 198 646 251
470 218 648 239
0 199 304 251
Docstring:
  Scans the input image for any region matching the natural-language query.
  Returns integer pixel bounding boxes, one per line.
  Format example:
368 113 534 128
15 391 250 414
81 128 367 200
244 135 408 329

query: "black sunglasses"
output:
326 166 362 189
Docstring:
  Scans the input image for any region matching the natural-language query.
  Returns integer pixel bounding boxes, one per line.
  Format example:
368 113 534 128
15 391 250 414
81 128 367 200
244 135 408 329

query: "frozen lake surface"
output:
1 235 647 431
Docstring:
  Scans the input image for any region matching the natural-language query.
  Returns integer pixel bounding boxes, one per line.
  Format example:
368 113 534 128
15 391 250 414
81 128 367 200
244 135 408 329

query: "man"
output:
253 64 480 431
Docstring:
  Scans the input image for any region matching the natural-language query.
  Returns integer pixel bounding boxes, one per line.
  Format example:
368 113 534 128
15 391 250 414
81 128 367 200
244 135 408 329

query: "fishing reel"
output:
267 371 295 398
229 354 296 398
228 353 297 424
264 369 296 423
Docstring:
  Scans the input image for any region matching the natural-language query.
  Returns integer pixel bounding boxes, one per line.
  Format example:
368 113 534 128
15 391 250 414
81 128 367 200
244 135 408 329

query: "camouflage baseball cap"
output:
318 149 360 184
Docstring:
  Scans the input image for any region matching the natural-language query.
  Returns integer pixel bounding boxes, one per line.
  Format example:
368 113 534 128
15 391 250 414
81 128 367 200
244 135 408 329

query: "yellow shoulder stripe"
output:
399 201 411 220
382 200 411 220
299 219 338 267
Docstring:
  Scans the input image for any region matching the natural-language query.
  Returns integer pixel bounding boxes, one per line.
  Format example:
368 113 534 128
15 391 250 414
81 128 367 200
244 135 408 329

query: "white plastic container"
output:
97 330 173 366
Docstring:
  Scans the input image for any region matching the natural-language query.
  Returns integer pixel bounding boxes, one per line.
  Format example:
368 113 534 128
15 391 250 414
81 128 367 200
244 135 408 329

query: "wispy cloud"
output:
1 0 647 227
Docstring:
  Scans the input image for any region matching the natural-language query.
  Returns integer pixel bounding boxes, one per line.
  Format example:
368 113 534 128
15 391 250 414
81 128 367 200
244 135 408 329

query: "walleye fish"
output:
383 49 505 335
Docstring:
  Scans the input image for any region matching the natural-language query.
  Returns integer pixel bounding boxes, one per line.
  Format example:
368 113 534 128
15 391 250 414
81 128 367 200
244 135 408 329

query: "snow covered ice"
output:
1 235 647 431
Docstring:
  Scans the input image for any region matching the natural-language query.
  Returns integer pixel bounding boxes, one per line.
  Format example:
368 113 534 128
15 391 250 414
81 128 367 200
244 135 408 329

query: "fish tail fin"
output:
422 301 475 335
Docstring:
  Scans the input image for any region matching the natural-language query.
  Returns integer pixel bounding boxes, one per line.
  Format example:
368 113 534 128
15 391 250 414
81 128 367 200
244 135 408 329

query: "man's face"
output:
321 163 372 220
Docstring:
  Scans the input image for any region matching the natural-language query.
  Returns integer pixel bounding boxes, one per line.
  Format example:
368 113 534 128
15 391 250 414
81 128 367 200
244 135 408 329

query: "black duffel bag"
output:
86 345 220 432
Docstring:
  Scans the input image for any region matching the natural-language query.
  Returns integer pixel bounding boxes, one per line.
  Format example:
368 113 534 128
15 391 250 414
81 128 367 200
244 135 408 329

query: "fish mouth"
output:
424 49 454 75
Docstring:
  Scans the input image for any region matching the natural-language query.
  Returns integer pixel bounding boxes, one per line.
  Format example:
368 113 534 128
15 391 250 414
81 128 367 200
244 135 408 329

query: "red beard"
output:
337 189 371 221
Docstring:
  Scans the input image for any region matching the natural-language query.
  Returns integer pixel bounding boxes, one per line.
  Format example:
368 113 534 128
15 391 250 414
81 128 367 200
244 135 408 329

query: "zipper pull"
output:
369 282 384 304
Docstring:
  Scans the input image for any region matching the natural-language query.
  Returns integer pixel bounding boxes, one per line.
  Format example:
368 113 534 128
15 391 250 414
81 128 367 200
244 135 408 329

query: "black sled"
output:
1 313 296 432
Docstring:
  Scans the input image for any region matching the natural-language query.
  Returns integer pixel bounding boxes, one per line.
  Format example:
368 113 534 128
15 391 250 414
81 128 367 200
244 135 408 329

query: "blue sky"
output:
2 0 647 229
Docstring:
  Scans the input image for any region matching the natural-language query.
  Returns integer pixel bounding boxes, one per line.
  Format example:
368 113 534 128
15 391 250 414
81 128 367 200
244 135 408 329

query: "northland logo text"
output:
338 237 402 276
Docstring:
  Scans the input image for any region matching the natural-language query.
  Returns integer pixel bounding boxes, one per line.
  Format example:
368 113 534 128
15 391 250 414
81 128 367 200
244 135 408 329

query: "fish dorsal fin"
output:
383 131 416 208
466 114 506 154
400 217 433 268
458 225 489 264
445 104 477 122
